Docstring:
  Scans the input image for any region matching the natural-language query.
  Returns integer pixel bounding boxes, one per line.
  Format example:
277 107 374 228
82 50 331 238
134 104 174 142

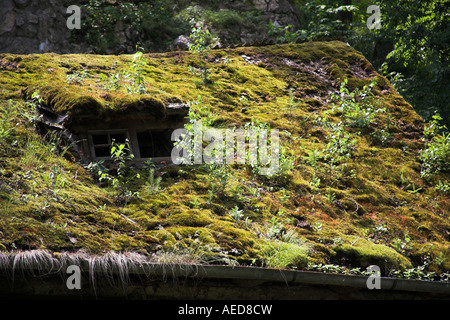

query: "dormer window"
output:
31 87 189 166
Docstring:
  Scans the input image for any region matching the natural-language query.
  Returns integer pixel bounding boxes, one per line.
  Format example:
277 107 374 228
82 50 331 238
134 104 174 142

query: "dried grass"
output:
0 249 201 292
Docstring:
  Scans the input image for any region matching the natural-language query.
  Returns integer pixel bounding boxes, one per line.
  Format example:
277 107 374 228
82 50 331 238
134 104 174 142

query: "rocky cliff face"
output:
0 0 86 54
0 0 299 54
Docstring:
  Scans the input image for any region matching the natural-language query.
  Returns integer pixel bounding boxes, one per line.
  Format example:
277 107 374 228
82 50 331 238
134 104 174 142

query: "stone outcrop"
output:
253 0 298 27
0 0 299 54
0 0 88 54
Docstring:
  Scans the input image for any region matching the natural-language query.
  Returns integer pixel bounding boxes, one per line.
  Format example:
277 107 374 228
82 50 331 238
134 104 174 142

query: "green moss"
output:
168 209 214 227
148 229 177 248
333 236 412 270
260 240 310 269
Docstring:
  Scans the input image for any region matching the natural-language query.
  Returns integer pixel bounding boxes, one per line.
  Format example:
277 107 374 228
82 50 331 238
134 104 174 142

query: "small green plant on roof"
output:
66 69 88 85
188 18 215 85
304 141 320 167
323 121 357 165
0 100 19 145
229 182 244 203
420 113 450 178
327 78 384 128
100 62 122 91
84 159 108 182
371 109 393 146
435 180 450 194
229 205 244 222
306 263 348 274
207 163 231 197
373 223 388 235
189 196 201 209
124 47 148 94
264 216 284 239
390 256 438 281
279 188 290 205
143 159 162 195
325 187 336 202
262 209 290 240
188 18 212 55
65 48 149 95
283 88 300 117
406 183 422 194
309 172 321 189
312 222 323 232
243 122 294 181
96 139 140 206
188 95 216 127
391 232 412 255
24 90 43 123
172 96 215 166
41 166 66 189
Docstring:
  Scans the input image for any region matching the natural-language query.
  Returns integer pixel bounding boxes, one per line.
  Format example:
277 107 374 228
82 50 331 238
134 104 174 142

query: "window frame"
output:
88 129 131 160
136 129 173 159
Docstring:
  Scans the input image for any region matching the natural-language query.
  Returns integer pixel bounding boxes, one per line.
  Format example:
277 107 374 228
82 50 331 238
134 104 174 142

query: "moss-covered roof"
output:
0 41 448 277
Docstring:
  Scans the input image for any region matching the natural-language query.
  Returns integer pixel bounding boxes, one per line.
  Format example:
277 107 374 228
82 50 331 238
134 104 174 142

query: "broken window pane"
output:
92 134 108 145
94 146 110 158
110 133 126 144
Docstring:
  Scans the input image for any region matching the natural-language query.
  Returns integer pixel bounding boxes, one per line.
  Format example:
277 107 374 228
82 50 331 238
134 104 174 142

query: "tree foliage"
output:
375 0 450 127
291 0 449 127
